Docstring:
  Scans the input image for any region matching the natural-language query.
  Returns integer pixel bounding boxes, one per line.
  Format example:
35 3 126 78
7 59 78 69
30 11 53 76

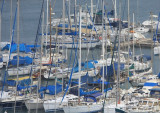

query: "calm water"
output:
0 0 160 113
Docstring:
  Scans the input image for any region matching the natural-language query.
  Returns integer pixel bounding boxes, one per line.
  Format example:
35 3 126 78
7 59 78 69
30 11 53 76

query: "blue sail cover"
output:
17 85 37 91
73 61 95 73
7 78 31 86
2 43 32 53
0 57 2 62
100 62 125 76
9 56 32 66
39 84 62 95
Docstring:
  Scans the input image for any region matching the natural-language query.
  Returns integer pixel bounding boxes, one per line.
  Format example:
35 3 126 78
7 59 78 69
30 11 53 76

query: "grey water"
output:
0 0 160 113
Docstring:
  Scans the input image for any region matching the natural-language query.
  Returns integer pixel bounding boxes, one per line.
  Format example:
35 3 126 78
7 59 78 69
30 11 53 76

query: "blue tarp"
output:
9 56 32 66
17 85 37 91
149 88 160 92
2 42 36 53
84 92 102 102
0 58 2 62
73 61 95 73
142 55 151 61
7 78 31 86
39 84 62 95
57 24 93 29
58 31 78 35
144 82 158 87
100 62 125 76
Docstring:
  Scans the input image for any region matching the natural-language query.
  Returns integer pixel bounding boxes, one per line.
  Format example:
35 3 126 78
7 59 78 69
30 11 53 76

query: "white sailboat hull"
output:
25 99 43 110
70 69 98 79
0 62 3 68
154 46 160 55
43 94 78 112
7 65 39 76
63 104 102 113
45 40 100 49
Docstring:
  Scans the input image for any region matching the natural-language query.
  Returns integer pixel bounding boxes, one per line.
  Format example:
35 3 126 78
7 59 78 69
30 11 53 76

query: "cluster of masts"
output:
0 0 160 113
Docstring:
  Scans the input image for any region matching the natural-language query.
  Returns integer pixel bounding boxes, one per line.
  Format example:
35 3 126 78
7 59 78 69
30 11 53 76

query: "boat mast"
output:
14 0 20 112
132 13 135 75
45 0 48 56
68 0 71 30
0 12 1 52
75 0 77 34
10 0 12 45
78 6 82 103
62 0 66 92
114 0 117 19
49 0 51 62
102 0 105 94
127 0 130 89
117 0 121 106
91 0 93 18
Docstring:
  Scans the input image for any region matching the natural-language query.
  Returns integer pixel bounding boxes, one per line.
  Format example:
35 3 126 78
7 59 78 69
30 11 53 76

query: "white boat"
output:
104 101 126 113
25 98 44 110
134 26 149 34
154 46 160 55
127 98 160 113
0 42 10 49
142 79 160 94
0 91 30 109
34 53 65 65
130 74 158 87
44 35 100 49
63 100 103 113
7 65 43 76
142 15 158 30
0 54 3 68
70 68 99 79
1 52 33 66
43 67 71 79
43 94 78 112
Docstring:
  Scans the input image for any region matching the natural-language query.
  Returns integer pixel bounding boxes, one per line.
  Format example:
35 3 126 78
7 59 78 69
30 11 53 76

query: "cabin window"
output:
142 101 147 105
148 102 153 106
154 102 158 106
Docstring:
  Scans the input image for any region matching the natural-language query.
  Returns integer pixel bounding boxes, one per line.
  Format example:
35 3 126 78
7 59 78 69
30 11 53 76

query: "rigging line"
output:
61 36 79 104
43 12 64 95
14 0 20 112
1 4 18 97
29 0 45 79
1 0 5 15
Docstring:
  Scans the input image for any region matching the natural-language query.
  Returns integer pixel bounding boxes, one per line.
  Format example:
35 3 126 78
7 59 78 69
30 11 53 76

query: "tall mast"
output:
117 0 121 106
132 13 135 75
62 0 66 92
102 0 104 94
78 6 82 102
114 0 117 19
75 0 77 33
127 0 130 86
0 12 1 52
68 0 71 29
63 0 65 50
10 0 12 43
14 0 20 112
91 0 93 18
45 0 48 56
49 0 51 61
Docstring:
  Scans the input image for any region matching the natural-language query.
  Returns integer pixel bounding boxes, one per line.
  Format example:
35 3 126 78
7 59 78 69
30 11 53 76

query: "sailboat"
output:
63 3 105 113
